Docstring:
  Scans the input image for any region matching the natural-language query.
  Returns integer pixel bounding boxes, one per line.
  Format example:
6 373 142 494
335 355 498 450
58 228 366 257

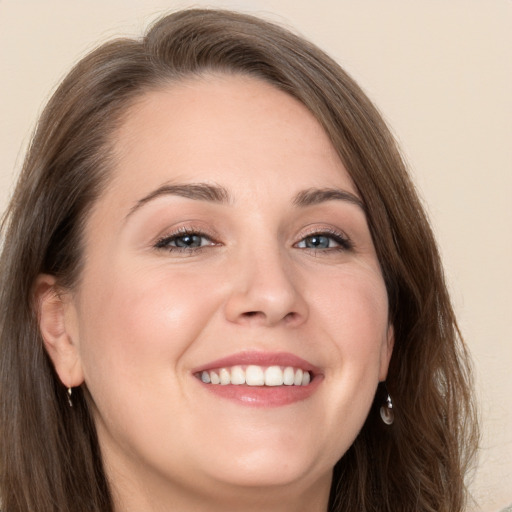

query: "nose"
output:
223 245 308 327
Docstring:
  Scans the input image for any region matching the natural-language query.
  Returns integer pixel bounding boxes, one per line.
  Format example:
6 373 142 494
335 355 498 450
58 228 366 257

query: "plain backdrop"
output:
1 1 511 510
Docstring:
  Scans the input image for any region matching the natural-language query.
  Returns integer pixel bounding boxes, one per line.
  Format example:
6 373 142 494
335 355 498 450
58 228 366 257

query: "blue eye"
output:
171 234 204 248
298 235 332 249
296 232 352 251
155 231 214 251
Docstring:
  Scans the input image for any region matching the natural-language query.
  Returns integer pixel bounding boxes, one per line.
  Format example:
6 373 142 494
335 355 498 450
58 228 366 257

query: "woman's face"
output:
59 75 393 506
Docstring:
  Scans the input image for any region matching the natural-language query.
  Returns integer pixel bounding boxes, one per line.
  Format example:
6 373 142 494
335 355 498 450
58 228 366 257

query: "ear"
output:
379 324 395 381
34 274 84 388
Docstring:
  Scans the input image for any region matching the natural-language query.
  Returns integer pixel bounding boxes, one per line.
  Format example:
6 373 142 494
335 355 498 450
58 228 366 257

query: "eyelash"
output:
294 228 353 252
154 227 218 254
153 227 353 253
154 228 218 255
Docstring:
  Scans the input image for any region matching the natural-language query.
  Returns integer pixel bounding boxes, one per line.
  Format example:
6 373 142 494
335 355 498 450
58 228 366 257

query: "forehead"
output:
104 74 356 206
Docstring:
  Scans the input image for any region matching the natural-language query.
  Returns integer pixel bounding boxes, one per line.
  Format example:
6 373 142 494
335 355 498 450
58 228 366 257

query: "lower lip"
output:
196 376 323 407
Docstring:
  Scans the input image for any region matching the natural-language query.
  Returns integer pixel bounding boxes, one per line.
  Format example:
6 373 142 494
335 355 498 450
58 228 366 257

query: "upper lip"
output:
191 351 321 376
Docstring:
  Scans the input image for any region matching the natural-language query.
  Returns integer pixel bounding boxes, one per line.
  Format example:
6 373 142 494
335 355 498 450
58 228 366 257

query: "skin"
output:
37 75 393 512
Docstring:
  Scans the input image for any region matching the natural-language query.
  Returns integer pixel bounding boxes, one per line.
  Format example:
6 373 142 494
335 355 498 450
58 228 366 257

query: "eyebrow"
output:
293 188 365 211
127 182 231 218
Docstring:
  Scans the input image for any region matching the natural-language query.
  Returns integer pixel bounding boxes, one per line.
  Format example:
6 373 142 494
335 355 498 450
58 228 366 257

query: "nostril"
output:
239 310 302 325
284 312 299 323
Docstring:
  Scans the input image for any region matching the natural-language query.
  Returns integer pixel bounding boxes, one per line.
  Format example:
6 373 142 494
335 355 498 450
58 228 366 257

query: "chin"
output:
194 435 334 491
207 459 319 490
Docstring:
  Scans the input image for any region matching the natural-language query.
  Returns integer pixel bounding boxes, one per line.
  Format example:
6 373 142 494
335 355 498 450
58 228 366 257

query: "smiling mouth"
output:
197 365 312 387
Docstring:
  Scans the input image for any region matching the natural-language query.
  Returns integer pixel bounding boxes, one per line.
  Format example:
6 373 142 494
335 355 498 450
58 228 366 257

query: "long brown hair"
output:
0 9 478 511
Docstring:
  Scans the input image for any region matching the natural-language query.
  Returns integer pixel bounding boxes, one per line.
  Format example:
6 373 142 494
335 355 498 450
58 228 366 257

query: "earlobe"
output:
34 274 84 388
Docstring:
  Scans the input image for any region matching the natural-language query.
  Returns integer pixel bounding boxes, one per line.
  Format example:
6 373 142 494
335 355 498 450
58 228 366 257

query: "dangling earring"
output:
67 387 73 408
380 392 394 425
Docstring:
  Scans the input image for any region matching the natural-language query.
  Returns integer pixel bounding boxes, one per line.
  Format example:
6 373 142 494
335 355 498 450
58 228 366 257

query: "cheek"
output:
74 261 223 397
307 266 389 400
310 264 389 346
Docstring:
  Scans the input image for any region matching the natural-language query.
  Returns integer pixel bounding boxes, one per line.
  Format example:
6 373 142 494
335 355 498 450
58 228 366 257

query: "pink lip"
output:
192 351 323 408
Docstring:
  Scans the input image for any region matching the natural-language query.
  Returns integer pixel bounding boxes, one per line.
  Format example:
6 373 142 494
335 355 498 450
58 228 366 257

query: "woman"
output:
0 8 478 512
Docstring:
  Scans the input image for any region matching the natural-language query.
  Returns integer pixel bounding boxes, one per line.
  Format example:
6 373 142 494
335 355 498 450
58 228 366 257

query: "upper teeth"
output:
199 365 311 387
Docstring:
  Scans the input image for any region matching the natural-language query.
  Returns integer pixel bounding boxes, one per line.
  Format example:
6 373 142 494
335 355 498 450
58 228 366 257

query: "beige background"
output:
1 1 511 510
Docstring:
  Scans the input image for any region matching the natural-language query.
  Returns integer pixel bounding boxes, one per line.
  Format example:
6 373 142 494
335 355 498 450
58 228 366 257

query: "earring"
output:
67 387 73 408
380 392 394 425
